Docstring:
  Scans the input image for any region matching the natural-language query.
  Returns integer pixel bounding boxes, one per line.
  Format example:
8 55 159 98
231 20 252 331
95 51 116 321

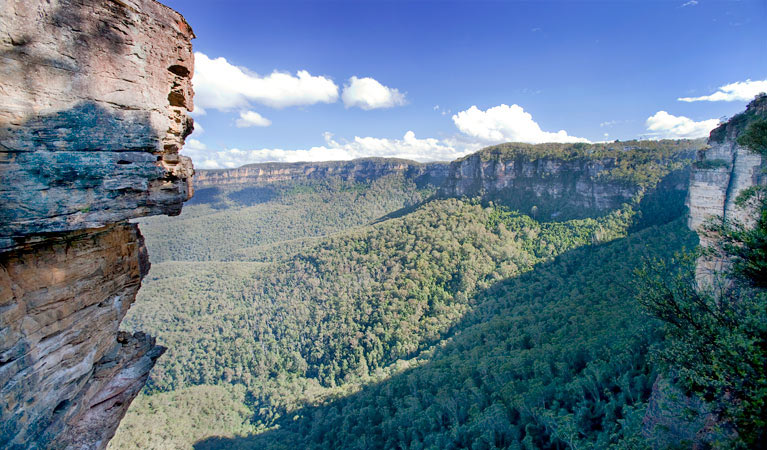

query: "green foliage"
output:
719 205 767 288
197 219 695 450
636 253 767 445
736 119 767 157
138 174 434 262
110 384 257 449
111 148 697 449
127 197 633 399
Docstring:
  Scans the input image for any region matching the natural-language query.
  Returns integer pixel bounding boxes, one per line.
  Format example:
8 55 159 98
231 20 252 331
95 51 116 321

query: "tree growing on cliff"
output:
637 116 767 446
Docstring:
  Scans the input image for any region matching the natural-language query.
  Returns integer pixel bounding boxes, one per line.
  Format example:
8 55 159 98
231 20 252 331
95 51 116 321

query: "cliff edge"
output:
687 94 767 287
0 0 195 448
440 140 703 220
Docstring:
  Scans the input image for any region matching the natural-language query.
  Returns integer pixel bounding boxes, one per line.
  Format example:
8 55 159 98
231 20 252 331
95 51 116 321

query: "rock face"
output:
642 376 735 449
439 141 701 220
441 152 635 219
0 0 195 251
194 158 449 189
641 96 766 449
686 94 767 286
0 1 195 448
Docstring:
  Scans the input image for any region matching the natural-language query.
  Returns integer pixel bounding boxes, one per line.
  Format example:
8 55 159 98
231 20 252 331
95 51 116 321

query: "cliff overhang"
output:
0 0 195 448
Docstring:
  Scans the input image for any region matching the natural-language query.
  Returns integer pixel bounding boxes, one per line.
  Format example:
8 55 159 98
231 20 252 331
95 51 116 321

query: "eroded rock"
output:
0 0 195 448
0 0 195 252
686 94 767 287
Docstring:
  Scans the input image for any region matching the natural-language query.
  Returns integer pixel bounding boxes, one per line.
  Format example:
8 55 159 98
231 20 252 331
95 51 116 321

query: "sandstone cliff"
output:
440 140 702 220
686 94 767 286
0 1 194 448
641 95 766 449
194 158 449 189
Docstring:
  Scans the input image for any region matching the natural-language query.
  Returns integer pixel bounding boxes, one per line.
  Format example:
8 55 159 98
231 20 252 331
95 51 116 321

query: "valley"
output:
110 140 704 449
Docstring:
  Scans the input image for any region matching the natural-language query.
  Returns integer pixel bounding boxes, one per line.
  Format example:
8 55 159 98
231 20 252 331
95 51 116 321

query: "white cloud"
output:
235 111 272 128
183 131 477 169
681 0 698 7
452 104 589 144
645 111 719 139
184 120 207 151
193 52 339 111
341 76 407 110
678 79 767 102
191 121 204 135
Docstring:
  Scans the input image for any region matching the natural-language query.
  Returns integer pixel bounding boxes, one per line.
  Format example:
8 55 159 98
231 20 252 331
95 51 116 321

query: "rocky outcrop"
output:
194 158 449 189
440 141 701 220
641 96 767 449
642 376 735 449
0 0 195 251
0 0 194 448
686 94 767 287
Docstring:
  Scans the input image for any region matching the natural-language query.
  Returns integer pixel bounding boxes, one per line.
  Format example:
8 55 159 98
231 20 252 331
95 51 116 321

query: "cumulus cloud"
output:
193 52 339 111
452 104 589 144
341 76 407 110
236 111 272 128
645 111 719 139
678 79 767 102
183 131 476 169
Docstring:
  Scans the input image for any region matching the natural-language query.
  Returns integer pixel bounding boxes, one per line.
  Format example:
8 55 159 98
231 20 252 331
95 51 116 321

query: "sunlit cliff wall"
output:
686 94 767 287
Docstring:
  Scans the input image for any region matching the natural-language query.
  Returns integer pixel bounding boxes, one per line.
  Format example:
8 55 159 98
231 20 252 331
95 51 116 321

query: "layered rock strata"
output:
686 94 767 287
194 158 449 189
441 152 637 219
0 0 195 448
438 141 703 220
642 95 766 449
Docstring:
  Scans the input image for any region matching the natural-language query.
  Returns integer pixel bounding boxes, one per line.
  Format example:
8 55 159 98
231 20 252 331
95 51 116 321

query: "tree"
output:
636 116 767 446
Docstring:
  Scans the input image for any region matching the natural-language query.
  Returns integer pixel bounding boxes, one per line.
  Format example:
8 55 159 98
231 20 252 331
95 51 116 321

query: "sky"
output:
161 0 767 169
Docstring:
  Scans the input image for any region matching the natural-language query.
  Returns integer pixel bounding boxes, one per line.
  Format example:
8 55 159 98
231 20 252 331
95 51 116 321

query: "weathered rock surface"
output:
0 0 195 448
194 158 449 189
0 0 195 252
686 94 767 287
642 376 735 449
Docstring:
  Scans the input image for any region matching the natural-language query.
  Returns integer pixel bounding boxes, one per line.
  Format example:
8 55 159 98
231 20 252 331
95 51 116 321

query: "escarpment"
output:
0 0 195 448
641 96 767 449
440 140 703 220
194 158 450 188
687 94 767 286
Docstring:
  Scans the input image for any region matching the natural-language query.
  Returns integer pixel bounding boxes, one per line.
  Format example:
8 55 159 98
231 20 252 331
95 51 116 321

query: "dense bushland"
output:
111 143 698 449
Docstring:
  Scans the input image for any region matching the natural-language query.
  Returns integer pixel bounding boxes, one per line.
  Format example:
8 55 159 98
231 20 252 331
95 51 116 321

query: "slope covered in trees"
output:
196 218 696 450
111 142 699 449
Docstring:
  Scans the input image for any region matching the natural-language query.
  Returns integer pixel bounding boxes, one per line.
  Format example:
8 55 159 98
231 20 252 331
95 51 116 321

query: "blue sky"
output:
162 0 767 168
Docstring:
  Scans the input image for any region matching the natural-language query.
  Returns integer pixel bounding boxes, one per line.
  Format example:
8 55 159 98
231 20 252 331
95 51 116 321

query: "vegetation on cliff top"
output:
460 139 703 187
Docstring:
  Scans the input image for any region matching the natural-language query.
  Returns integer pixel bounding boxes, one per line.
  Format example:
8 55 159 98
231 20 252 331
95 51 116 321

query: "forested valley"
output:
108 137 759 449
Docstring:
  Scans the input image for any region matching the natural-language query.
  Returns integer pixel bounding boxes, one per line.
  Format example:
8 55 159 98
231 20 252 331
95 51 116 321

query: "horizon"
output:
193 135 711 170
162 0 766 169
